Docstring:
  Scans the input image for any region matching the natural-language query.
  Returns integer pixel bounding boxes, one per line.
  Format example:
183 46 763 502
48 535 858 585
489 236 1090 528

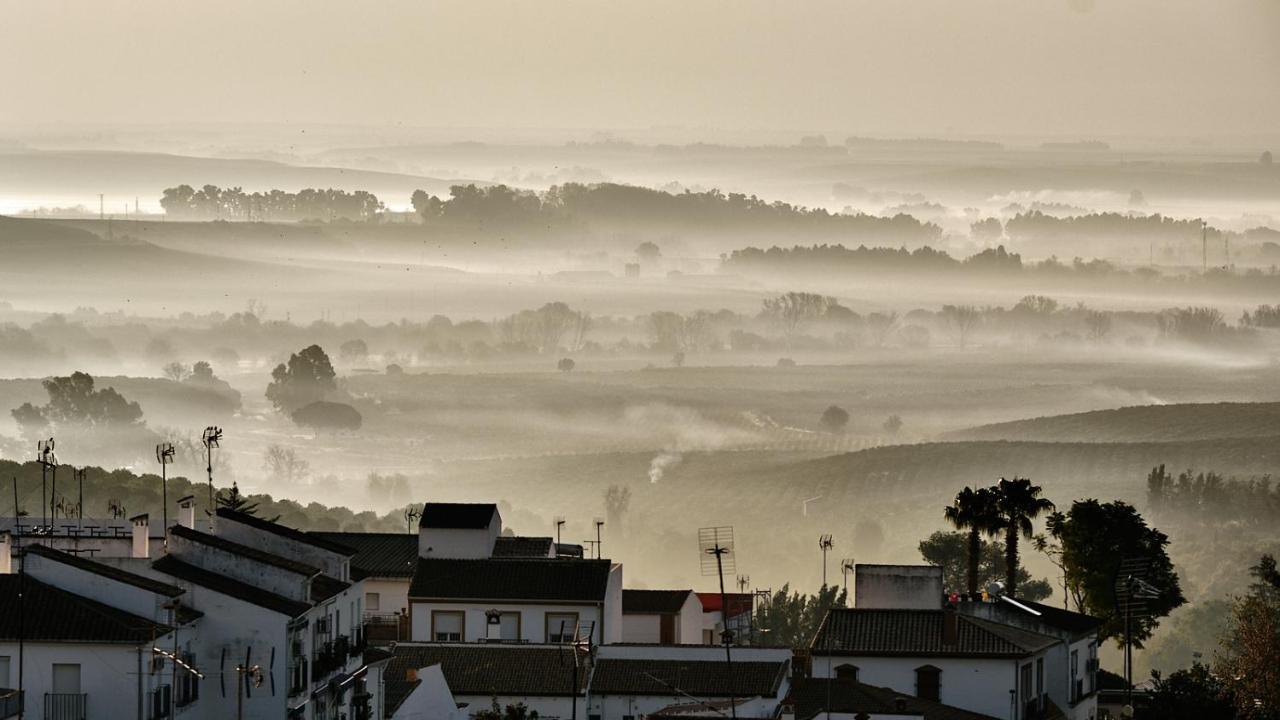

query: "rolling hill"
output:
944 402 1280 443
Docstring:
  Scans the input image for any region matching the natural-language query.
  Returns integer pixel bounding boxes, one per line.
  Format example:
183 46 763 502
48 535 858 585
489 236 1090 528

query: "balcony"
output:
0 690 22 720
43 693 86 720
364 613 408 645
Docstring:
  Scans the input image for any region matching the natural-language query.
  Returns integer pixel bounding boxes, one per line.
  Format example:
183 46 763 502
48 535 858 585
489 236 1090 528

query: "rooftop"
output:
384 644 589 715
789 678 999 720
25 544 185 597
419 503 498 530
310 531 418 580
697 592 753 616
215 508 356 556
1001 597 1104 635
623 589 695 614
493 535 554 558
812 608 1058 659
0 575 172 644
152 555 312 618
171 524 320 577
409 557 612 603
591 657 788 697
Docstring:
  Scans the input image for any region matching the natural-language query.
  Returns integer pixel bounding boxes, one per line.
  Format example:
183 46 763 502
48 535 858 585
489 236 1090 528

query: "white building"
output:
620 589 702 644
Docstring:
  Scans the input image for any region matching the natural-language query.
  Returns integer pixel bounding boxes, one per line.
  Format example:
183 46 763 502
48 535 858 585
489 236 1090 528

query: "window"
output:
1088 642 1098 694
499 612 521 641
366 592 380 612
0 656 9 688
834 664 859 681
1036 658 1044 703
546 613 579 643
1070 649 1080 702
914 665 940 702
150 684 172 719
432 611 464 642
177 652 200 707
52 663 81 694
1020 663 1034 718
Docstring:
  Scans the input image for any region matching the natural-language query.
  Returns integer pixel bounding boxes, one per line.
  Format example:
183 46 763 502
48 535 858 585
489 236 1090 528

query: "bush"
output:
291 401 363 431
821 405 850 431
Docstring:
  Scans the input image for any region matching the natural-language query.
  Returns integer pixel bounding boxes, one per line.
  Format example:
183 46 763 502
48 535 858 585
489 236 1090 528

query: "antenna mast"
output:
818 534 834 587
156 443 175 549
201 427 223 528
37 439 56 531
699 526 738 720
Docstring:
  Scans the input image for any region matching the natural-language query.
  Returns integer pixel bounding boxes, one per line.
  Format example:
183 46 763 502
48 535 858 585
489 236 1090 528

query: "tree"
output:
970 217 1003 242
557 357 575 373
820 405 849 432
339 339 369 362
291 401 362 431
1262 150 1274 166
162 362 191 382
993 477 1055 597
1217 555 1280 719
1084 310 1112 343
22 372 145 429
263 445 310 485
941 304 981 348
762 292 836 347
753 583 847 648
1146 664 1236 720
1048 499 1184 644
919 531 1053 601
217 482 262 516
635 241 661 261
943 487 1002 595
266 345 337 412
189 361 215 383
882 414 903 435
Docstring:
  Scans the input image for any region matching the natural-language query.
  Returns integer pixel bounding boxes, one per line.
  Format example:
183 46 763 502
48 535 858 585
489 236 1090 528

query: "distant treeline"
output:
723 244 1024 274
160 185 383 222
410 182 943 243
1147 464 1280 526
1004 211 1220 246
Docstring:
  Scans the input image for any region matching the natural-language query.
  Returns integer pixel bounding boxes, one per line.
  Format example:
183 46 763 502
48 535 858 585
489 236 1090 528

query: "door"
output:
659 614 676 644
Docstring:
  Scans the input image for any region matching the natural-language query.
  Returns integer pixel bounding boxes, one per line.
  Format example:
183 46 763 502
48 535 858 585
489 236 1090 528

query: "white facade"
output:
620 591 703 644
855 565 943 610
418 507 501 560
813 654 1027 720
0 641 176 720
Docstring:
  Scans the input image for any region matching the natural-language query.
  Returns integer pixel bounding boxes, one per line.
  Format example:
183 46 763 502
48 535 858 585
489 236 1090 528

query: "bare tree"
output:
162 361 191 382
263 444 310 486
762 292 835 347
865 311 900 347
1084 310 1112 343
942 305 982 349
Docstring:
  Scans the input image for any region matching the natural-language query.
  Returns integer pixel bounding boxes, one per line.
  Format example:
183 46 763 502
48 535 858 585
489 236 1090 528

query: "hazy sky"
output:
5 0 1279 139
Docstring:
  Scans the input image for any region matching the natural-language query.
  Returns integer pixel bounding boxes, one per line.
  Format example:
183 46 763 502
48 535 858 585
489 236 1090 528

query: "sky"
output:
4 0 1279 140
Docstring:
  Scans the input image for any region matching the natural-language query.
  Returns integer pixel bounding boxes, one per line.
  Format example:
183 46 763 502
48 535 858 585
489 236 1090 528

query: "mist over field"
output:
3 0 1280 695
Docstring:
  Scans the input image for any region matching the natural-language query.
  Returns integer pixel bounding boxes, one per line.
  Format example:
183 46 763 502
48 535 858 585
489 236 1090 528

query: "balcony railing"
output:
44 693 86 720
0 690 22 720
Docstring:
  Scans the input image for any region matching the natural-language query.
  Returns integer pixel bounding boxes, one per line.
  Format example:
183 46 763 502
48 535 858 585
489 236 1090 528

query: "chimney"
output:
0 532 11 574
942 604 958 646
484 609 502 642
405 668 418 683
177 495 196 530
131 513 151 559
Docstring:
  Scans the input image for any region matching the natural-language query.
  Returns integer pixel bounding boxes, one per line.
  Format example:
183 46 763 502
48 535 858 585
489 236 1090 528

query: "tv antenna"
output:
594 517 605 559
72 467 87 530
698 526 737 720
554 516 566 545
737 574 750 593
202 426 223 522
108 498 127 520
818 534 834 587
157 442 175 547
403 506 421 534
1114 557 1160 706
841 557 856 594
37 439 57 531
556 619 594 720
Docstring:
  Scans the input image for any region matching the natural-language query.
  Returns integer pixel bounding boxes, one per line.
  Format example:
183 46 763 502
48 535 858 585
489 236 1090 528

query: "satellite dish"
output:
986 581 1005 597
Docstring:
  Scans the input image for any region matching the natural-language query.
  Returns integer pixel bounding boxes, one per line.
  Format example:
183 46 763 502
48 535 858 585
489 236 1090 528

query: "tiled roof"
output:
409 557 611 603
310 532 418 580
590 658 787 697
216 508 357 555
419 503 498 529
623 589 694 614
152 555 311 618
171 524 320 576
384 644 587 714
789 678 999 720
0 575 172 644
25 544 184 597
812 609 1057 658
493 535 554 558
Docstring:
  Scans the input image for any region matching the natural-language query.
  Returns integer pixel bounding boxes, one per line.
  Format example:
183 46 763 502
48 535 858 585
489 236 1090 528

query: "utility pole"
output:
1202 219 1208 274
13 477 25 720
98 194 104 221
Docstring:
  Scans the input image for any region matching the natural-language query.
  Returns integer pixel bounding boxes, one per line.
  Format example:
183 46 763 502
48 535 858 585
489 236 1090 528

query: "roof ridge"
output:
171 524 321 576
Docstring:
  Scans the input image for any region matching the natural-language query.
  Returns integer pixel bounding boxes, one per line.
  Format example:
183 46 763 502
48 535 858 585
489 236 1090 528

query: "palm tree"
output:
994 477 1055 597
943 486 1001 595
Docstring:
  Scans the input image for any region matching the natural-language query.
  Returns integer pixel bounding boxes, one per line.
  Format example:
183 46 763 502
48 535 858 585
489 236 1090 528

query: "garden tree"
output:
820 405 850 432
1145 664 1236 720
993 477 1055 597
162 361 191 382
263 444 310 485
943 486 1002 595
1046 499 1184 644
918 531 1053 602
1216 554 1280 719
753 583 848 648
266 344 337 412
603 485 631 538
941 304 981 348
472 700 540 720
882 414 903 435
1084 310 1113 343
291 401 362 431
557 357 575 373
762 292 836 347
339 339 369 362
217 482 265 517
